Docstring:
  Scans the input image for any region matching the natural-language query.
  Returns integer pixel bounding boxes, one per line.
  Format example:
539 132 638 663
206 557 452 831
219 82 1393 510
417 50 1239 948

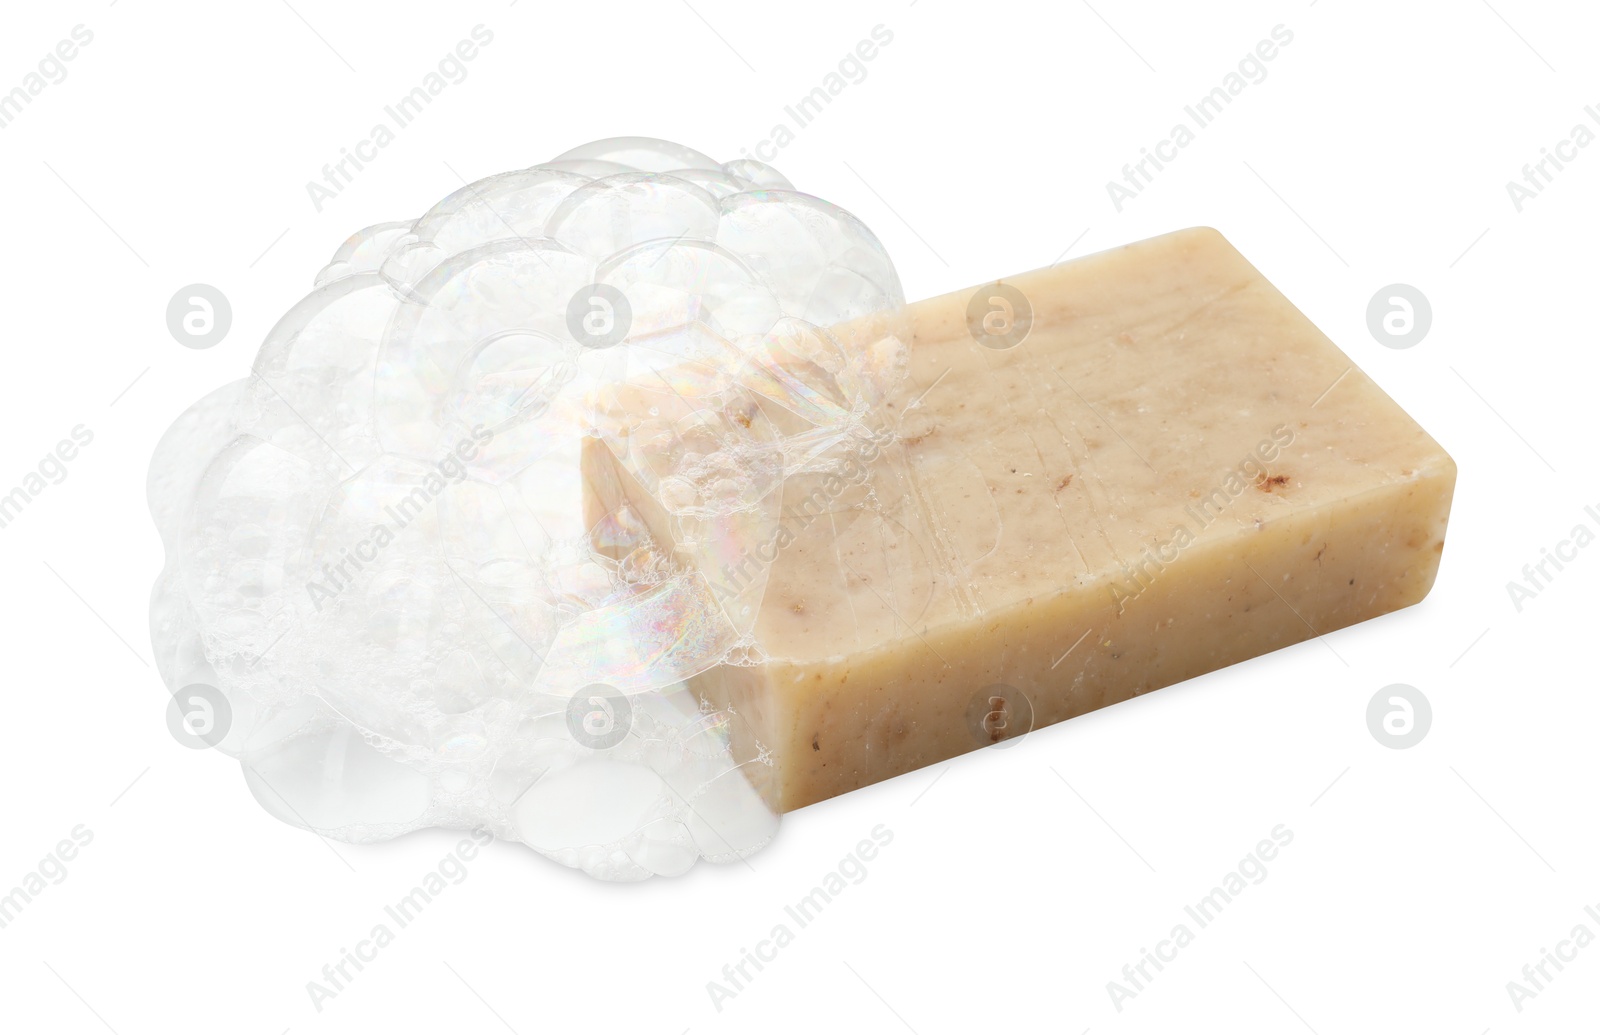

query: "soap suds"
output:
147 137 910 881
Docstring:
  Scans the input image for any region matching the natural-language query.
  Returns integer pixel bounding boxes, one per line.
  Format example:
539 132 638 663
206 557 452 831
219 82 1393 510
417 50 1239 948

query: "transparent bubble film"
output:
147 138 912 881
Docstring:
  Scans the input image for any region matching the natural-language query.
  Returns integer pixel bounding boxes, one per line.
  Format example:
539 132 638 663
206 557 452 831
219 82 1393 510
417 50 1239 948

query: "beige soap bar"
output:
590 228 1456 812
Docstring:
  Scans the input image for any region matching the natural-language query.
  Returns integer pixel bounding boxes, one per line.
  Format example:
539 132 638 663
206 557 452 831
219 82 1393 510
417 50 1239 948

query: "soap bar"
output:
589 227 1456 812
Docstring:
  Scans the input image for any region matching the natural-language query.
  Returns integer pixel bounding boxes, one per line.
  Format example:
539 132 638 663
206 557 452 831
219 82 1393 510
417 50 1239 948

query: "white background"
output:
0 0 1595 1032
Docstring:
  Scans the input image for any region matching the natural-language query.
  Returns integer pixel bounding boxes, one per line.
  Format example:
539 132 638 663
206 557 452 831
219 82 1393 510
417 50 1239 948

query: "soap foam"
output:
147 138 910 881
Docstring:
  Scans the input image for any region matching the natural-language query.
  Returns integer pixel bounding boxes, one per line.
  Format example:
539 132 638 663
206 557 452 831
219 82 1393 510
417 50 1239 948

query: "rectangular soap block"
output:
590 227 1457 812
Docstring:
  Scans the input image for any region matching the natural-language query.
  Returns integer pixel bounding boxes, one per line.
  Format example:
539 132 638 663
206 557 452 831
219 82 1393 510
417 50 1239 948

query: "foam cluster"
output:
147 137 909 880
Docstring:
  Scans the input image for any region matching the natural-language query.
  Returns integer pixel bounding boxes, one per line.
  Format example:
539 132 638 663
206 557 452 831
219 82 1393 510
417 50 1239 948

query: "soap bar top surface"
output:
751 227 1453 663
